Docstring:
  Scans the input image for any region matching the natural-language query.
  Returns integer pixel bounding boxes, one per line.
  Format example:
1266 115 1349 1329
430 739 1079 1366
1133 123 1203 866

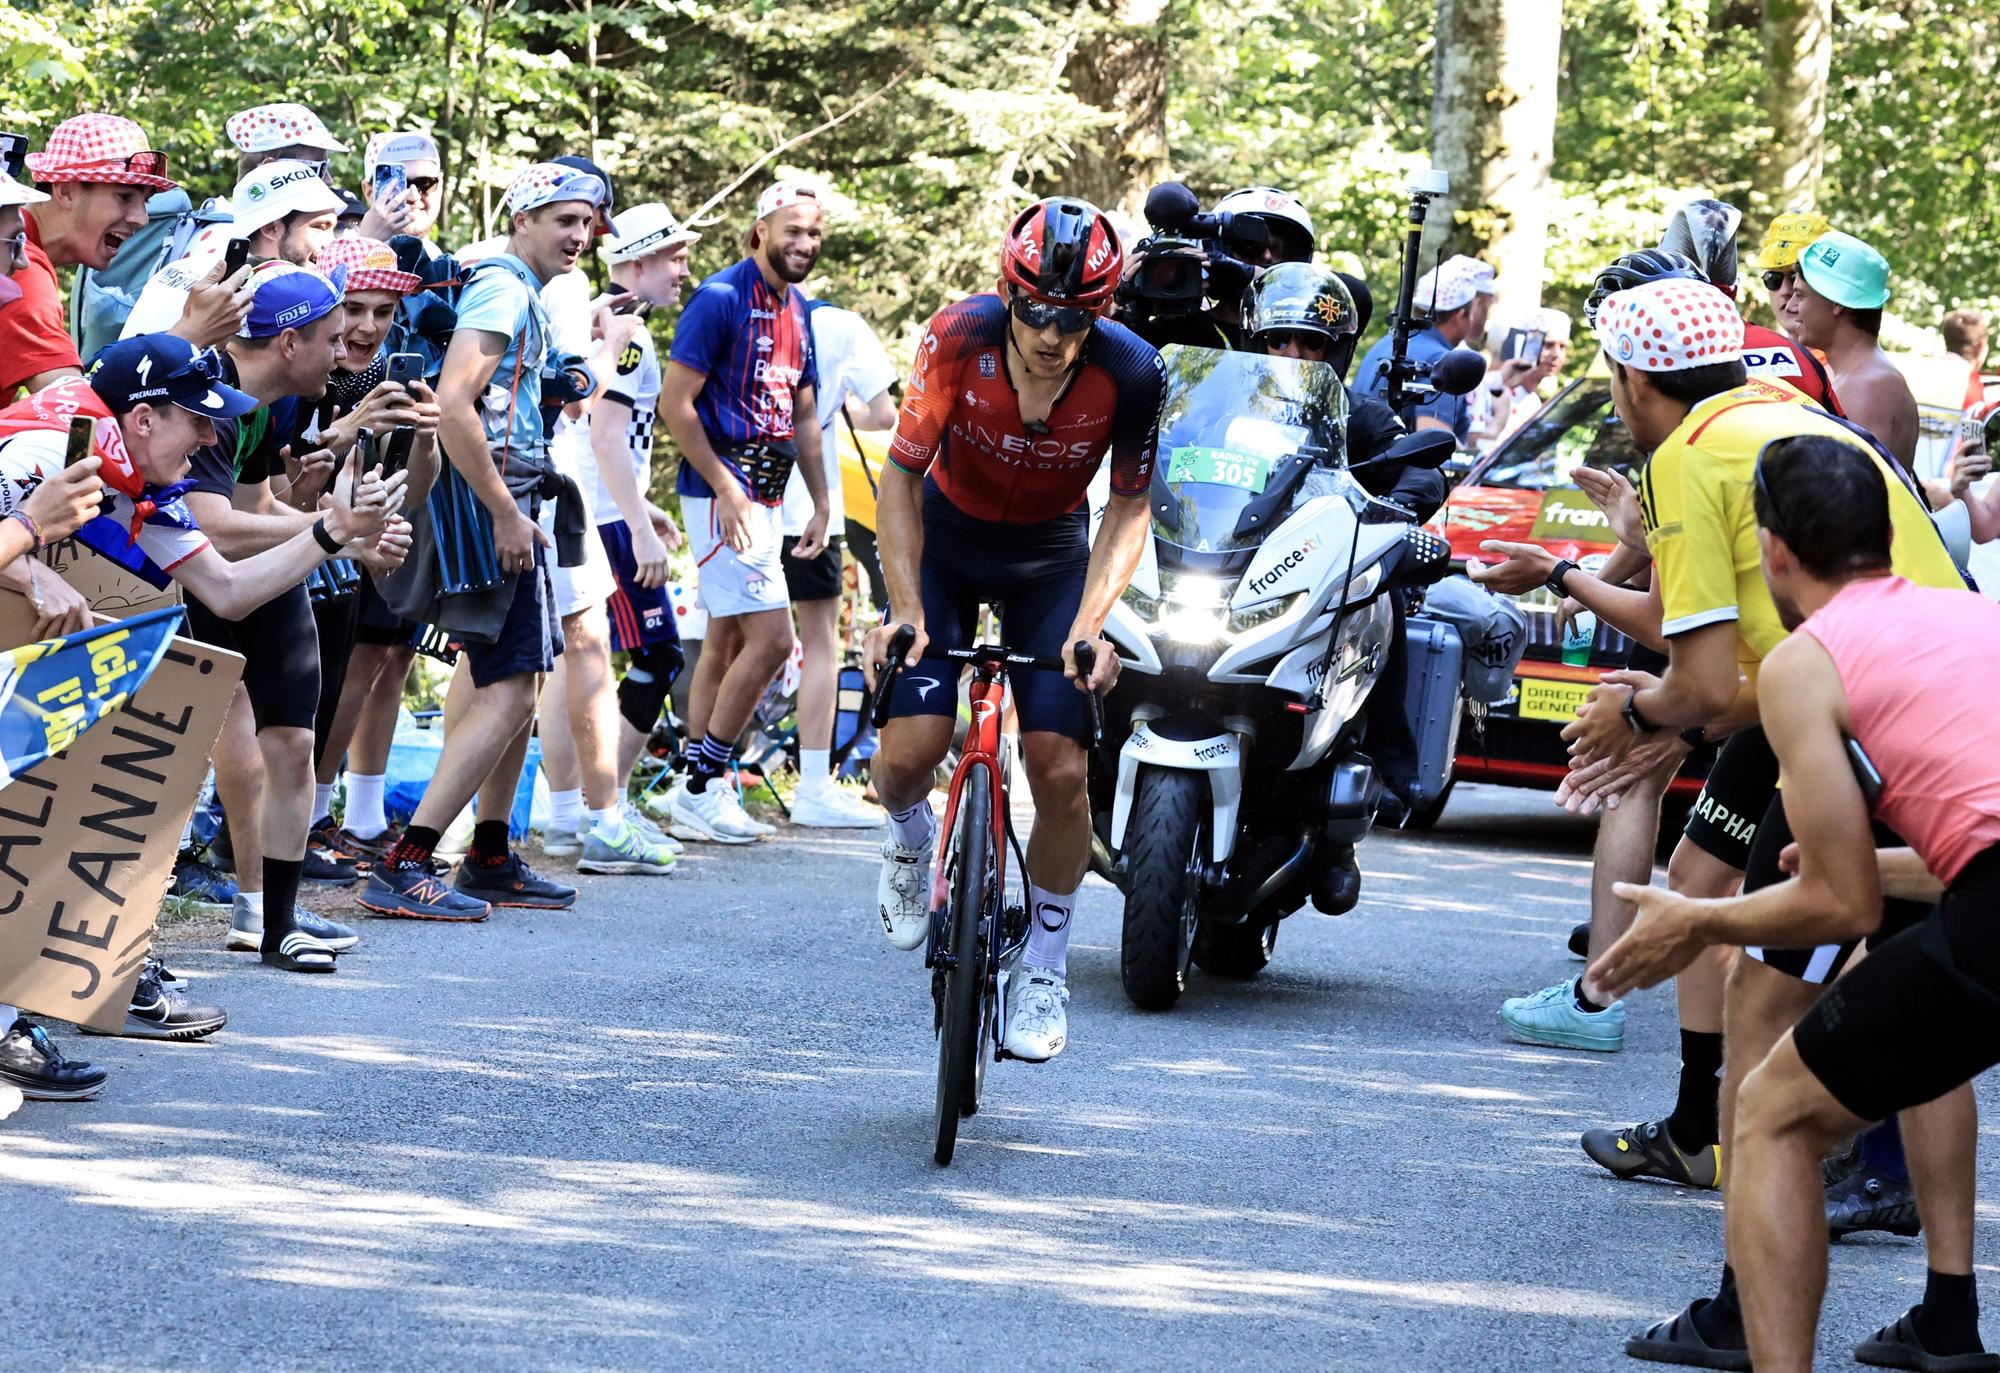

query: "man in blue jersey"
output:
1353 254 1495 445
659 182 830 843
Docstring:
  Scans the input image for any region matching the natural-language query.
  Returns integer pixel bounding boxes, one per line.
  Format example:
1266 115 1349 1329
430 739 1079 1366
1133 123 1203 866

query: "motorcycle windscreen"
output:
1150 346 1350 555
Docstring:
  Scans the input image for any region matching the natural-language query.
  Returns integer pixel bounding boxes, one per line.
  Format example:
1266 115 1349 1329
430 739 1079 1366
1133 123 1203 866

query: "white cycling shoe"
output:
877 837 933 950
1002 966 1069 1062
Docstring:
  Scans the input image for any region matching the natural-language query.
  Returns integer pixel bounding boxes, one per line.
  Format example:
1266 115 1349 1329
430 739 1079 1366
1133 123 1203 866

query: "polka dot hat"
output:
1594 278 1745 372
225 103 350 154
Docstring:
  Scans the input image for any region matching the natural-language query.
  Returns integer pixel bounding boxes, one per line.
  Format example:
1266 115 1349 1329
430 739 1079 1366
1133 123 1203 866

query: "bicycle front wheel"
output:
933 762 992 1166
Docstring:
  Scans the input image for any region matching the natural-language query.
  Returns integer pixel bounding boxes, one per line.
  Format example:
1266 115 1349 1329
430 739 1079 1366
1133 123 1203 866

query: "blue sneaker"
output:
170 846 238 911
1499 977 1625 1052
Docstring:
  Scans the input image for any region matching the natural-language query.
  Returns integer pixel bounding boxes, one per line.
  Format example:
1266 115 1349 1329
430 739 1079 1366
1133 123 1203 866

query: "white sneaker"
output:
877 836 933 951
791 781 885 829
668 782 759 845
620 799 684 854
1002 966 1069 1061
731 790 776 837
226 895 262 952
542 824 584 859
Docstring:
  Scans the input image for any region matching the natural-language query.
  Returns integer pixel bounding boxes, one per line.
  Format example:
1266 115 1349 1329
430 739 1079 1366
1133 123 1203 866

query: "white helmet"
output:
1213 186 1315 260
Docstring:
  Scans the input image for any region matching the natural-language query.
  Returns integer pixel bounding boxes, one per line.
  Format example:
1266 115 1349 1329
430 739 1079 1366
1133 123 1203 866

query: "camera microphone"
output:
1432 347 1490 398
1143 181 1202 233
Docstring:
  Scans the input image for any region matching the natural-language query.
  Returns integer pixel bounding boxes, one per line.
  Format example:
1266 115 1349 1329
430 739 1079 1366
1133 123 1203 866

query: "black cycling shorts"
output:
1682 728 1779 871
354 570 420 648
185 581 322 732
1794 846 2000 1122
781 534 843 603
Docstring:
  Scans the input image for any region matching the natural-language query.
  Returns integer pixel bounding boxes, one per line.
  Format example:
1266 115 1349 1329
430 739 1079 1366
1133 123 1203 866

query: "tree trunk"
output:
1428 0 1563 319
1754 0 1832 216
1061 0 1171 219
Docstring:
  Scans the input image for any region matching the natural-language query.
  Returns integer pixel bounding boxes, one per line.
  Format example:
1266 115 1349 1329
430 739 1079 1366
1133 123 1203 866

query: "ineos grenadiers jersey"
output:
888 294 1164 523
592 326 662 526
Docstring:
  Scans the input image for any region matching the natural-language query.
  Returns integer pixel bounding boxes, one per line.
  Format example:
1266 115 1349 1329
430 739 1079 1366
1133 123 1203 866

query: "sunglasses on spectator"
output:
1008 289 1092 334
406 174 441 195
86 149 170 180
1262 329 1331 355
1761 269 1797 291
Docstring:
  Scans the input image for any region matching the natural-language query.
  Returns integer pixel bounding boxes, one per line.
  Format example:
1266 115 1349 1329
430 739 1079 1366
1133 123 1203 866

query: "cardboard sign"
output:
37 536 182 622
0 591 241 1030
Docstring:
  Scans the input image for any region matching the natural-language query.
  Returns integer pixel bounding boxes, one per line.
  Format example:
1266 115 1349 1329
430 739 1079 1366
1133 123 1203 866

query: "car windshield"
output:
1151 345 1350 554
1473 379 1641 490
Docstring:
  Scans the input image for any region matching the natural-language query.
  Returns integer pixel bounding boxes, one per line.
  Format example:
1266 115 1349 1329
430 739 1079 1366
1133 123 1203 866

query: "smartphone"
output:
0 132 25 182
1845 736 1884 806
386 352 424 385
221 235 251 277
612 297 652 318
65 416 96 466
1505 327 1546 364
351 428 377 509
372 161 407 205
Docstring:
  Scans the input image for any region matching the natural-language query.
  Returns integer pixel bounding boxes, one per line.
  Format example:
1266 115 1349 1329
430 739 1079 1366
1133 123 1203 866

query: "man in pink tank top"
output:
1592 434 2000 1373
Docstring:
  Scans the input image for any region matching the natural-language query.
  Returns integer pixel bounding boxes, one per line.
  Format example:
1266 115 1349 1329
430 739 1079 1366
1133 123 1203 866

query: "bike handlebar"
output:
866 626 1106 745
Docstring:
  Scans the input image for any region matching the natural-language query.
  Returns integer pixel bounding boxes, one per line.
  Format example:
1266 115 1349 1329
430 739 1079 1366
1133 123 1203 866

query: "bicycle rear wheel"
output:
934 763 992 1166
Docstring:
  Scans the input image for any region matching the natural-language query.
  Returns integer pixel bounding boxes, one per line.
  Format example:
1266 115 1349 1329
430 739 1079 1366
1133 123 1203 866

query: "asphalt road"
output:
5 782 1994 1371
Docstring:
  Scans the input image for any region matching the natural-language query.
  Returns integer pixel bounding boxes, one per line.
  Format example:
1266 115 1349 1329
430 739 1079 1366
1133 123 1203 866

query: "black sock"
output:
470 820 511 866
1916 1270 1983 1355
1690 1264 1745 1348
260 857 303 955
389 825 441 870
1860 1116 1911 1181
1665 1029 1725 1154
1573 976 1606 1014
685 736 727 794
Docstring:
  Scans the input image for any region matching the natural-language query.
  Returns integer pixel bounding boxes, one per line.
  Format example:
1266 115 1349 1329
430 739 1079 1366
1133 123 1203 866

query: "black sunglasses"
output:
406 175 441 195
1262 329 1330 355
1760 268 1796 292
1008 289 1092 334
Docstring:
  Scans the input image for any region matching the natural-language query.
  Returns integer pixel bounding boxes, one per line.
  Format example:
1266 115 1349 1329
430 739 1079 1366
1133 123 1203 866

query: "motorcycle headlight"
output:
1337 563 1383 605
1159 571 1229 644
1227 591 1304 634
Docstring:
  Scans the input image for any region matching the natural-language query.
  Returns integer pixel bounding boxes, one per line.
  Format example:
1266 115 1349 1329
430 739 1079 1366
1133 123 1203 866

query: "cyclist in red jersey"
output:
863 197 1164 1062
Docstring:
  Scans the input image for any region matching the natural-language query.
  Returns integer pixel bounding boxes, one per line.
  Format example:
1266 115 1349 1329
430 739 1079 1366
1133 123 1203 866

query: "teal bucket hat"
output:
1798 231 1890 310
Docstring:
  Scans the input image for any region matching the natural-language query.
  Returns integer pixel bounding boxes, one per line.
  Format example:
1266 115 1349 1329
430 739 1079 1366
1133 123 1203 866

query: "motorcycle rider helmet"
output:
1583 248 1706 328
1659 197 1745 296
1241 263 1358 354
1214 186 1315 262
1000 196 1123 308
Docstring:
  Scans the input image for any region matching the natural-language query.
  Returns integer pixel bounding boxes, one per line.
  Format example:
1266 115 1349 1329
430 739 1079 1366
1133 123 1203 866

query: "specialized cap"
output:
0 168 48 209
1797 231 1890 310
1660 197 1743 294
87 335 259 420
1241 263 1357 343
1214 186 1315 258
226 103 350 154
551 154 618 237
505 162 610 221
1595 278 1745 372
241 261 347 338
24 114 176 192
1415 254 1497 316
316 235 421 295
1000 197 1122 307
364 130 440 176
231 159 346 238
605 202 700 263
757 182 820 221
1755 210 1831 271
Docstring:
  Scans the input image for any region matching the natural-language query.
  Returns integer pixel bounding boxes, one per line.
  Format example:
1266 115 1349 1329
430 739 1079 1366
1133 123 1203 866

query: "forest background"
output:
3 0 1995 370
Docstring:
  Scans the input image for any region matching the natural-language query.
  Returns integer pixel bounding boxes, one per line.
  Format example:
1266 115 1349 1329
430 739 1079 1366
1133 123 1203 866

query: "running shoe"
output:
358 867 492 922
227 897 361 953
1500 977 1625 1052
1827 1165 1922 1239
454 853 578 909
79 960 227 1042
169 846 237 911
303 842 361 887
577 823 677 876
621 800 683 855
667 782 759 845
336 825 398 866
1581 1118 1722 1189
153 958 189 993
0 1023 107 1101
790 780 885 829
877 835 933 951
542 825 585 859
1002 966 1070 1061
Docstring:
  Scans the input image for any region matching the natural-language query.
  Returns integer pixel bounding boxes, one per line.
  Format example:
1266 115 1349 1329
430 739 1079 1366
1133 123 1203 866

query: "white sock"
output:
589 805 626 838
887 801 935 851
314 781 336 823
550 787 585 831
1023 881 1077 975
345 773 387 838
800 747 831 789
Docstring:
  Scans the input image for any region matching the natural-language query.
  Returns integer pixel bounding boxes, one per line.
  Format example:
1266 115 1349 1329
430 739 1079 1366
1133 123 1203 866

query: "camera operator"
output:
1114 182 1311 352
1355 253 1495 446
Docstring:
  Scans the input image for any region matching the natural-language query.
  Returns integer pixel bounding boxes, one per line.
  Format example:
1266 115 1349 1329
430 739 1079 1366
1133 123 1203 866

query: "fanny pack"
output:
723 441 799 505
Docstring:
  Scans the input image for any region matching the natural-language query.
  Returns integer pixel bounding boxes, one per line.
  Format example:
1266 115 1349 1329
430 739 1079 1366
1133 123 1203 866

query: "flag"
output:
0 606 184 789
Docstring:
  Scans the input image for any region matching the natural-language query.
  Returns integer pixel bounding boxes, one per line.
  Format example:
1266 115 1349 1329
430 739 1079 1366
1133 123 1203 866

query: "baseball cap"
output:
241 261 348 338
604 202 700 263
757 181 820 220
1595 278 1745 372
505 162 610 221
316 235 422 295
1755 210 1831 272
87 335 258 419
364 130 441 176
1414 254 1497 315
24 114 176 192
0 168 49 209
1796 231 1891 310
230 159 347 238
333 186 368 223
551 154 618 236
226 103 350 155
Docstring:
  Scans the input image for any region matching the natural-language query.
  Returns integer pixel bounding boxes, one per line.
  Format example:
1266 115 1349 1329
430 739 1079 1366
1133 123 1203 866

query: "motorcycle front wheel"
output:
1119 768 1205 1011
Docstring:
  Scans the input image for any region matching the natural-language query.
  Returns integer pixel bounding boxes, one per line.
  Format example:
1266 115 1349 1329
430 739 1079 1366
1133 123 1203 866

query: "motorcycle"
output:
1089 346 1456 1009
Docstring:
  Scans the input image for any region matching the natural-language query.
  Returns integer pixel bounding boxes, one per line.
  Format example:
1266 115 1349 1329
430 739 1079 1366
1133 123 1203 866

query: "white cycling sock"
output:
345 773 387 838
1023 880 1077 975
589 805 627 839
550 788 585 831
887 801 935 851
799 747 831 789
313 782 336 824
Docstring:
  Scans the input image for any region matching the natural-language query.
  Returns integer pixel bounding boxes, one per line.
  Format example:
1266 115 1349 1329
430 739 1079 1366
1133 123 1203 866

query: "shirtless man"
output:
1783 231 1918 471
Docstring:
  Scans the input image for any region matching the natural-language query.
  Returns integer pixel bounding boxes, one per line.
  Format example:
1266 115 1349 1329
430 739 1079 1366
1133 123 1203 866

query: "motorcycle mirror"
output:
1352 429 1456 473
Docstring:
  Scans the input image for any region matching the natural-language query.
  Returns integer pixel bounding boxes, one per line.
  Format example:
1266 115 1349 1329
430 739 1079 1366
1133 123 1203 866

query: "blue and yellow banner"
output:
0 607 184 790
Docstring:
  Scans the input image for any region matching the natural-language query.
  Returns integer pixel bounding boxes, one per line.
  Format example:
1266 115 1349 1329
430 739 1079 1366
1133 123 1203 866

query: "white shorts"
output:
539 499 615 619
684 495 788 619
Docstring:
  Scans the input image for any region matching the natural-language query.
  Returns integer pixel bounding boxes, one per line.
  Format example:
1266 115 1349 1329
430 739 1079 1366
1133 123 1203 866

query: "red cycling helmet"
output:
1000 197 1122 307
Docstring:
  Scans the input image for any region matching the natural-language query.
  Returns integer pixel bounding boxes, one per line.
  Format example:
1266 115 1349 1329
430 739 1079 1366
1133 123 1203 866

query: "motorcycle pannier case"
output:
1400 615 1464 809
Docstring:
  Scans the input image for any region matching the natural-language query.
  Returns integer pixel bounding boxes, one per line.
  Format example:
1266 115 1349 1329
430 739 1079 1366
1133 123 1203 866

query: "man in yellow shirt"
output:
1559 280 1981 1370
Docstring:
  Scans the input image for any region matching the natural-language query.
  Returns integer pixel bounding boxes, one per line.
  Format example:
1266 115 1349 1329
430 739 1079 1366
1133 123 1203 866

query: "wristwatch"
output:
1679 726 1706 747
1545 557 1579 598
1622 687 1660 734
